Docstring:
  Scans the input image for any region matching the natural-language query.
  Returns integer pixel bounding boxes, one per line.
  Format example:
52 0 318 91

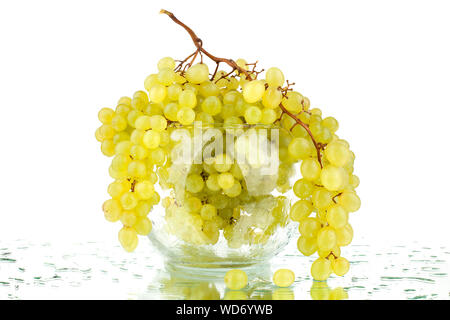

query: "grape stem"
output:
160 9 323 167
160 9 251 79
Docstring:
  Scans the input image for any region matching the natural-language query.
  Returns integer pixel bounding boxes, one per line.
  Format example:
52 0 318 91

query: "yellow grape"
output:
297 236 317 256
337 191 361 212
265 67 285 87
102 199 122 222
273 269 295 287
332 257 350 276
300 159 321 181
311 257 332 281
243 80 265 103
326 204 348 229
118 227 138 252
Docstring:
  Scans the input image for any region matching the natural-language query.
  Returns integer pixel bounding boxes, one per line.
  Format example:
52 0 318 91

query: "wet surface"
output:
0 239 448 299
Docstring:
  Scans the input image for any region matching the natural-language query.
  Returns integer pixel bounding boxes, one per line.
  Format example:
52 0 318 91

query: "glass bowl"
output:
148 123 298 268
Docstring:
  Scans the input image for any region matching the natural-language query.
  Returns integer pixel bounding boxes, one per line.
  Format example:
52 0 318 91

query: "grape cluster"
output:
95 13 360 281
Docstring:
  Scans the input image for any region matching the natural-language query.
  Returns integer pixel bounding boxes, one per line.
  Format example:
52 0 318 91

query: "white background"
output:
0 0 449 249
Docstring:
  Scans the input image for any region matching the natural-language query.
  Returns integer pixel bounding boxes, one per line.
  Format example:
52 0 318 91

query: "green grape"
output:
335 224 353 246
273 269 295 287
243 80 265 103
223 90 240 104
293 179 314 199
135 115 151 130
185 63 209 84
135 217 152 235
163 102 179 121
128 160 147 178
310 108 322 116
186 174 204 193
244 106 262 124
349 174 360 188
201 96 222 116
214 154 232 172
115 141 132 155
177 107 195 125
288 138 313 160
144 74 159 92
102 199 122 222
117 96 132 107
299 217 321 238
337 191 361 212
196 111 215 125
324 141 351 167
200 204 217 220
322 117 339 133
134 201 152 217
199 81 220 97
118 227 138 252
130 129 145 145
107 180 129 199
142 130 161 149
130 145 148 160
157 68 176 86
150 148 166 166
300 159 321 181
297 236 317 256
186 196 202 213
111 115 127 131
311 257 332 281
157 57 176 71
149 115 167 132
223 181 242 197
127 110 142 128
206 174 221 191
167 83 182 100
282 91 302 113
265 67 285 87
230 163 243 180
332 257 350 276
120 192 139 210
320 165 346 191
135 181 155 200
111 154 130 172
178 89 197 108
262 86 282 109
326 204 348 229
224 269 248 290
218 172 234 189
290 200 313 221
148 84 167 103
115 104 131 117
260 108 277 124
113 131 130 145
317 127 332 144
312 189 333 209
98 108 115 124
317 227 337 251
101 140 115 157
97 124 115 141
121 210 137 227
221 104 236 119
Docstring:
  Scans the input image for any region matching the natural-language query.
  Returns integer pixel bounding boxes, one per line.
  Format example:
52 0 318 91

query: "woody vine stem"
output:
160 9 323 167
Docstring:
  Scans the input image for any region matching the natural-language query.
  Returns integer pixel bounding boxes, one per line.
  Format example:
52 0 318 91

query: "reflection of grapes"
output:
95 9 361 282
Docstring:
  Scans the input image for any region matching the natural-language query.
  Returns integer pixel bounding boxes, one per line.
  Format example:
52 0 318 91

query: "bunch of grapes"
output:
94 10 360 281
